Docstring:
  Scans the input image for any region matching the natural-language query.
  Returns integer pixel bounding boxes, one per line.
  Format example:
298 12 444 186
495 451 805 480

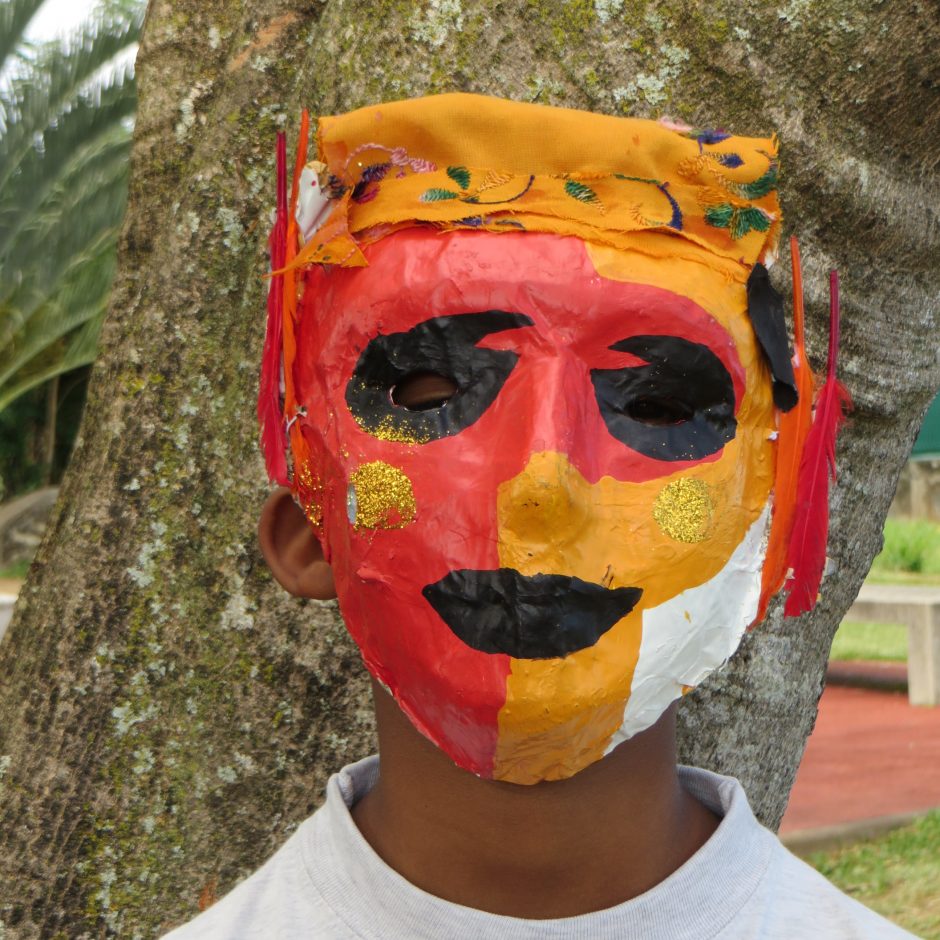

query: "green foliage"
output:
0 365 89 495
0 559 30 580
871 518 940 575
446 165 470 190
829 620 907 662
810 811 940 939
0 0 143 414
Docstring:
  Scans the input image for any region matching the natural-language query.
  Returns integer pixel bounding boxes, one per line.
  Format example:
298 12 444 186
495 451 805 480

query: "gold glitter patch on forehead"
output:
653 479 713 543
348 461 417 529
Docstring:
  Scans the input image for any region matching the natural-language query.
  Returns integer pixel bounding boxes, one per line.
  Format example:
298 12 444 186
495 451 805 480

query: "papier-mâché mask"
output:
259 94 841 785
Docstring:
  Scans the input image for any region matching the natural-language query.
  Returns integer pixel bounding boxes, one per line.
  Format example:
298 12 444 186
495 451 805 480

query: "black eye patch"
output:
346 311 533 442
591 335 737 461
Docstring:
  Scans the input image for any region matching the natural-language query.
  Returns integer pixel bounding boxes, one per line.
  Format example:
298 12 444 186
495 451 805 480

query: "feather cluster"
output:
782 268 852 617
755 238 814 623
258 113 311 487
755 241 852 622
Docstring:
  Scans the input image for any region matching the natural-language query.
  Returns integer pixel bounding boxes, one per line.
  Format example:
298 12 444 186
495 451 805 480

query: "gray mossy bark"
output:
0 0 937 936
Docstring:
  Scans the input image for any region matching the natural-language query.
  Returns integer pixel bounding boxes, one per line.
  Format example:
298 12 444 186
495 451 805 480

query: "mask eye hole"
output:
591 334 737 461
391 371 459 411
627 396 694 427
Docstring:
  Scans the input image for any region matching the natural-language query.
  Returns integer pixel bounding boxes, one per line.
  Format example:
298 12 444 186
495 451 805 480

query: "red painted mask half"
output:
291 227 778 784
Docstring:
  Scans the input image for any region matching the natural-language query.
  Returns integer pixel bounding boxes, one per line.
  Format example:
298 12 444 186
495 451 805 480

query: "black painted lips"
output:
422 568 643 660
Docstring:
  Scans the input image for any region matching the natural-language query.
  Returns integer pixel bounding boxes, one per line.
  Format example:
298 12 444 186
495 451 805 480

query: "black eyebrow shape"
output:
346 311 533 443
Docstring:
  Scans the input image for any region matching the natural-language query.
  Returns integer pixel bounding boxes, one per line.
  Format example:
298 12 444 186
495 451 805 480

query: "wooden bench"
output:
847 584 940 706
0 593 15 645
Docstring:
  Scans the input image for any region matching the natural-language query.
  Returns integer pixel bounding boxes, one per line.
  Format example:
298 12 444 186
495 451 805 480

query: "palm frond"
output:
0 313 103 413
0 81 135 254
0 238 116 388
0 0 46 92
0 3 141 193
0 0 143 413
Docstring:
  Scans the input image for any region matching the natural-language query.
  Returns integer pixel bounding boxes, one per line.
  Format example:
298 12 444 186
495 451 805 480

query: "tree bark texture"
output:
0 1 937 936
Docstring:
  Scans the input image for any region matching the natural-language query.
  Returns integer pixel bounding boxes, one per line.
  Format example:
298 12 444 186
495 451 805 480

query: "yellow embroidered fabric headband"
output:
289 93 781 279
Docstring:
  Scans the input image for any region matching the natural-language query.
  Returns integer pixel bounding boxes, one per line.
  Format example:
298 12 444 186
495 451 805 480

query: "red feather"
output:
783 270 852 616
258 132 289 485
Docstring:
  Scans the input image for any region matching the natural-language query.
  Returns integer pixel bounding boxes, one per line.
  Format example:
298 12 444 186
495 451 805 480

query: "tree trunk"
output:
0 1 937 935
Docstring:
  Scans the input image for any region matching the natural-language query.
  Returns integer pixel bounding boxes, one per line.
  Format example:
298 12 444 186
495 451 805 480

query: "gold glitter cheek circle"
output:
347 461 417 530
652 479 713 543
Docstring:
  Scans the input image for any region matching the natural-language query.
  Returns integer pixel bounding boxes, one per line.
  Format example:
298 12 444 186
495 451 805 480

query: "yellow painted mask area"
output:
491 245 776 785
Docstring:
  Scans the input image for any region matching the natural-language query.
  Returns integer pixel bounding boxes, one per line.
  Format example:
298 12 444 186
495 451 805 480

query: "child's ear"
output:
258 487 337 600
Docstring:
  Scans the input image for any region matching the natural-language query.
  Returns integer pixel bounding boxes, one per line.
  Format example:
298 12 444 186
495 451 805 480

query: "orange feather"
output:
754 237 815 623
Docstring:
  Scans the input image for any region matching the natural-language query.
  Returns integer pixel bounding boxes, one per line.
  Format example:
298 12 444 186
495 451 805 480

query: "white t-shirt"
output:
161 756 915 939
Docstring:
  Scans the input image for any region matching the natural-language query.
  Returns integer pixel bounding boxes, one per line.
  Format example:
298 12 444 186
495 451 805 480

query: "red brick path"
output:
780 682 940 833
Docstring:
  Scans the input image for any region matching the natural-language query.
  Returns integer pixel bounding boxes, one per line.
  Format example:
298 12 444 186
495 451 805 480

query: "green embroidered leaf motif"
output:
704 204 735 230
564 180 601 206
738 164 778 200
420 188 460 202
731 207 771 239
446 166 471 190
705 203 771 239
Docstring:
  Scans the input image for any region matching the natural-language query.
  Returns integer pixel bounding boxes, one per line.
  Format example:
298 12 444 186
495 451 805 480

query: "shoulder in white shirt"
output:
160 756 916 940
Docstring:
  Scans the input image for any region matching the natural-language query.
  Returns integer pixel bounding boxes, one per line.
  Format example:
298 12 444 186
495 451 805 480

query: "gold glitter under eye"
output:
368 414 432 445
348 461 417 530
347 381 432 444
652 478 713 543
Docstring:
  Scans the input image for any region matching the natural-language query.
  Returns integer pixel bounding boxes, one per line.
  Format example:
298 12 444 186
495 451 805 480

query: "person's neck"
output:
351 681 719 919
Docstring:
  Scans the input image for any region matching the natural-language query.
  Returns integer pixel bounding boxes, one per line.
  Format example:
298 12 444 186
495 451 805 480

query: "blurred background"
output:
0 1 937 935
0 0 139 512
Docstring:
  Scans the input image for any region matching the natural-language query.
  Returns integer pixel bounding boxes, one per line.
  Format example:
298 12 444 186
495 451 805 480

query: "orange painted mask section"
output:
492 240 775 784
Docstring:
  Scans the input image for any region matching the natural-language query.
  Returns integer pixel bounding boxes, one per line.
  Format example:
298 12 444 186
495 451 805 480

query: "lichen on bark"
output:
0 0 937 935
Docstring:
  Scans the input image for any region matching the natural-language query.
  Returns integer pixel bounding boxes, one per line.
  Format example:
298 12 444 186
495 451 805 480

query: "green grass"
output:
830 621 908 662
0 559 29 580
810 811 940 939
832 518 940 663
871 518 940 576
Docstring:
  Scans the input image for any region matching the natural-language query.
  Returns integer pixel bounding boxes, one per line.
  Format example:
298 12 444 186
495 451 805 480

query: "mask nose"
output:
514 355 602 478
497 450 592 556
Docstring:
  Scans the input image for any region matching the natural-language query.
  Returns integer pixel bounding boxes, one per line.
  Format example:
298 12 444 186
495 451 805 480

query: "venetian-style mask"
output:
260 94 832 785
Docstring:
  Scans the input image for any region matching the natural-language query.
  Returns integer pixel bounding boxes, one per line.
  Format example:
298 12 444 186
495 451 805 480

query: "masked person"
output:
162 95 911 939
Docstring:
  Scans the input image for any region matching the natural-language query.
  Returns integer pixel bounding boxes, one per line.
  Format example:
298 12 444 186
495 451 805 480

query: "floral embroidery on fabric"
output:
614 175 682 230
279 94 782 279
446 165 471 189
682 127 732 150
704 204 772 239
564 179 604 209
714 152 744 169
344 143 437 178
419 172 535 206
